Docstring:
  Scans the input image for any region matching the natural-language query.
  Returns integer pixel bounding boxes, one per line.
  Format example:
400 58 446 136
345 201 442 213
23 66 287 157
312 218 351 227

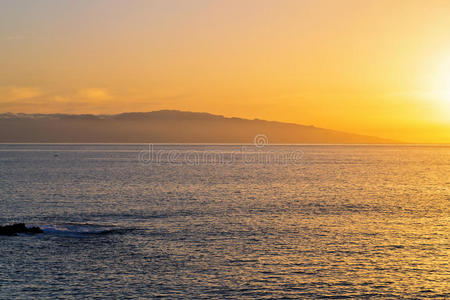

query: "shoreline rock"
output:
0 223 43 236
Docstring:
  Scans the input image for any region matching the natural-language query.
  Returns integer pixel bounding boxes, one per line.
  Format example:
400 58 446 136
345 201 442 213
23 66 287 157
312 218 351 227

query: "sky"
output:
1 0 450 143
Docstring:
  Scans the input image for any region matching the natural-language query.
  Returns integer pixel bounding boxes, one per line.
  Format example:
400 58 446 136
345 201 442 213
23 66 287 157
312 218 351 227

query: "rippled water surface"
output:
0 144 449 298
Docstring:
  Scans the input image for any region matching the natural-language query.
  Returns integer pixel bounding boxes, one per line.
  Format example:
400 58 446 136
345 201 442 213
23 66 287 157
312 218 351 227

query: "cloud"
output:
0 87 117 113
0 86 42 101
0 86 180 114
78 88 111 100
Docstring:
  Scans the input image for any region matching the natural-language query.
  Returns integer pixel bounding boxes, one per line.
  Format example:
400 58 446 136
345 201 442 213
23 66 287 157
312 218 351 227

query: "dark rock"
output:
0 223 44 236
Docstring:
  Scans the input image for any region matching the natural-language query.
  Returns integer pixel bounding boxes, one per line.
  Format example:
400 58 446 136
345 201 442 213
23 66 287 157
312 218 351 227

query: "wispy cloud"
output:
78 88 111 100
0 86 190 114
0 86 42 101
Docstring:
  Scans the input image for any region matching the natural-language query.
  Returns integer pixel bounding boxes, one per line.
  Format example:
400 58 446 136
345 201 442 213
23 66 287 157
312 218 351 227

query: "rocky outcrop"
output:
0 223 43 236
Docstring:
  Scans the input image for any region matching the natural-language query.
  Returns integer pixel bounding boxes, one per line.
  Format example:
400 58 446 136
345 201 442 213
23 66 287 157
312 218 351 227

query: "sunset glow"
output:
1 2 450 298
432 58 450 114
1 0 450 142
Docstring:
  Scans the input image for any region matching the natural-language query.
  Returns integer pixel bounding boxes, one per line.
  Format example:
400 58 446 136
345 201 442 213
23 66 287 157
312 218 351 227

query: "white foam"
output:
40 224 115 237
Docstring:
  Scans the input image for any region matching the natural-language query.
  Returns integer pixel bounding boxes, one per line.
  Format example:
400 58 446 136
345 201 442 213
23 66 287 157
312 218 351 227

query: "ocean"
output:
0 144 448 298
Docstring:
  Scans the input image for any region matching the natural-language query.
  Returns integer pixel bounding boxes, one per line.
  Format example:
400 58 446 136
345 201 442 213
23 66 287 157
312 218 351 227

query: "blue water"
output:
0 144 449 298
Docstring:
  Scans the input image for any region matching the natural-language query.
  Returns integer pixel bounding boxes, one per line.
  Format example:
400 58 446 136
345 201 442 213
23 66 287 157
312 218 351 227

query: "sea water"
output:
0 144 448 298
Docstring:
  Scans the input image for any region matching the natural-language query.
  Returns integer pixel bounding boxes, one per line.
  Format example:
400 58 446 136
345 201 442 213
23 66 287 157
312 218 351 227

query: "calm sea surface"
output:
0 144 448 299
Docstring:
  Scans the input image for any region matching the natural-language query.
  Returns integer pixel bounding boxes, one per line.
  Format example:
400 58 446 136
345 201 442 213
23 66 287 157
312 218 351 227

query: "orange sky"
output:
1 0 450 143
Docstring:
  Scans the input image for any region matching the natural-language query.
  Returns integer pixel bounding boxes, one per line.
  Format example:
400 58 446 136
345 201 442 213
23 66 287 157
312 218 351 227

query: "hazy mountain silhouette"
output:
0 110 394 143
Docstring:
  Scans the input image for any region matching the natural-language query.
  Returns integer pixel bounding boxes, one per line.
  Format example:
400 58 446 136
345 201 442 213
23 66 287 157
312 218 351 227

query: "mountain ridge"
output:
0 110 396 143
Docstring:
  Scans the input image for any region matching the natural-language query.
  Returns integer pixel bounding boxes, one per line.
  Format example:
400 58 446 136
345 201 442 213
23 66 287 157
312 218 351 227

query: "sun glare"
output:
436 70 450 102
428 58 450 121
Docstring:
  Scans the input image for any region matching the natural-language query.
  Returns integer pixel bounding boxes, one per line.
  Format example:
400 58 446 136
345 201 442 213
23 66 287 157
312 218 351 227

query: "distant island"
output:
0 110 394 143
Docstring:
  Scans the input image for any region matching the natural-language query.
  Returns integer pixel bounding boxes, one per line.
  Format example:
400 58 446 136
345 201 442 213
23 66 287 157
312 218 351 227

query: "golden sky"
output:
1 0 450 142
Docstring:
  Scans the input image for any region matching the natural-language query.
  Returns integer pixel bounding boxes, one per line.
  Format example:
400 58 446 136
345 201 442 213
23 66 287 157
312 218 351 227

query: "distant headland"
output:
0 110 395 144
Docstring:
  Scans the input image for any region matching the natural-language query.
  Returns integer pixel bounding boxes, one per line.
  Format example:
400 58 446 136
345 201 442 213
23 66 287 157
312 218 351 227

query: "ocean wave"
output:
40 223 130 237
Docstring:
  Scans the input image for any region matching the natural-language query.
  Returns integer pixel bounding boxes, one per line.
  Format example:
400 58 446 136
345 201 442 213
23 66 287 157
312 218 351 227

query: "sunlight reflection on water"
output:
0 144 449 298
